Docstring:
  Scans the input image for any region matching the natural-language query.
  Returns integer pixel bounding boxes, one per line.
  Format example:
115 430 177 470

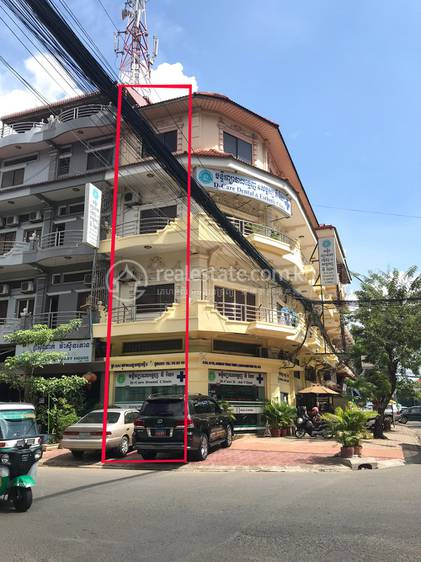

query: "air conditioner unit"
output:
124 191 141 206
5 215 19 227
83 273 92 285
0 217 4 229
21 280 34 293
0 283 10 296
29 210 42 222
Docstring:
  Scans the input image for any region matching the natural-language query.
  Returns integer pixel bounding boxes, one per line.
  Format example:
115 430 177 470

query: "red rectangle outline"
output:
101 84 193 464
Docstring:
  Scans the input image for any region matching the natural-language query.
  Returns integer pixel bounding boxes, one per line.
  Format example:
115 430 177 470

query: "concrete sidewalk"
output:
39 426 417 472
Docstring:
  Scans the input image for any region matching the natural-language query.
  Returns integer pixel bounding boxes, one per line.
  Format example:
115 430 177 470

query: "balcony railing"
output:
25 311 88 329
215 302 298 327
115 217 175 237
227 216 298 249
1 104 113 138
112 302 172 323
0 121 45 138
0 240 30 256
38 230 84 249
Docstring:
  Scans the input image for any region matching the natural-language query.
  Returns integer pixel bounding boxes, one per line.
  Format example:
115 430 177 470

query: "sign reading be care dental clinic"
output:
82 183 102 248
15 339 93 364
196 168 292 216
318 236 339 286
208 370 265 387
115 370 186 387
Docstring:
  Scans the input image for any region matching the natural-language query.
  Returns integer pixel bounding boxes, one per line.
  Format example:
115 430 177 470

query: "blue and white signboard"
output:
82 183 102 248
196 168 292 216
318 236 338 286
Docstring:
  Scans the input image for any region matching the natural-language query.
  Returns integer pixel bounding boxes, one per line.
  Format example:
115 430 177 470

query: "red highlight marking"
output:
101 84 193 465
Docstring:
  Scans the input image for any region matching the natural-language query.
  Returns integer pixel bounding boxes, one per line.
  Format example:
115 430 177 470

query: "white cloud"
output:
0 53 80 118
149 62 198 102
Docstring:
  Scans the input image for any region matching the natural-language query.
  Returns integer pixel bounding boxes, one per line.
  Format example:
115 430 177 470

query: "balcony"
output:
93 299 303 343
0 230 92 267
0 311 90 342
0 104 114 149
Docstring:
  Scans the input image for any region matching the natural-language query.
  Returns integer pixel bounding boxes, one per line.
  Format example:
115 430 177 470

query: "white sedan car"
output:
61 408 139 458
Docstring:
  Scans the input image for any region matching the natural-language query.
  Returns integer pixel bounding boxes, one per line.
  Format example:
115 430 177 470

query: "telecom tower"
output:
115 0 158 85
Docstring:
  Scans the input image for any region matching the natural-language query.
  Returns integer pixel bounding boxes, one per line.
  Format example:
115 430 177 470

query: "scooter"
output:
0 403 43 512
295 415 333 439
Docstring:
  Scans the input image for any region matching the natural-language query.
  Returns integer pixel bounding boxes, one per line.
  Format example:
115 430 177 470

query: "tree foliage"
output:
350 267 421 436
0 319 82 401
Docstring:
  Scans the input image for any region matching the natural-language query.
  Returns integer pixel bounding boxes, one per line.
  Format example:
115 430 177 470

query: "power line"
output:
315 204 421 220
95 0 118 31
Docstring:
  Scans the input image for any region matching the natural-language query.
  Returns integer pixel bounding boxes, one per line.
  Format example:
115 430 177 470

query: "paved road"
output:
1 463 421 562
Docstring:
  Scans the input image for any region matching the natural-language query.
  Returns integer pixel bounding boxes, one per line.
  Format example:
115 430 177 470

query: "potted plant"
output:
278 402 297 436
263 401 296 437
323 403 372 458
218 400 236 424
263 400 282 437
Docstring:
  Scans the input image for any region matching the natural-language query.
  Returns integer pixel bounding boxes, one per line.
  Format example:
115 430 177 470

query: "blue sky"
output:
1 0 420 286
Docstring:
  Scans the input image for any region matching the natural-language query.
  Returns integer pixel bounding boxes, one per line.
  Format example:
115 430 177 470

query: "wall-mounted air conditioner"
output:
29 210 43 222
124 191 141 206
0 283 10 296
5 215 19 227
21 280 34 293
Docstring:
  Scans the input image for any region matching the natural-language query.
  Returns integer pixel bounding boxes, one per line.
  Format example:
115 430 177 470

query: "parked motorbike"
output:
295 415 333 439
0 403 43 512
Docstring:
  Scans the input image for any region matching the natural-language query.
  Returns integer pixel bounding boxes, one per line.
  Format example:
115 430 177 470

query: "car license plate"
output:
79 432 90 439
154 430 166 437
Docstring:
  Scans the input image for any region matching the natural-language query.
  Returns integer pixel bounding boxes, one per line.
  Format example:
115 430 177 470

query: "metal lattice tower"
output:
115 0 158 84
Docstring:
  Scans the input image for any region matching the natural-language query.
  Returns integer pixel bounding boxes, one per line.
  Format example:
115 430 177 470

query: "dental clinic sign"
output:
196 168 292 216
318 236 338 286
82 183 102 248
115 370 185 387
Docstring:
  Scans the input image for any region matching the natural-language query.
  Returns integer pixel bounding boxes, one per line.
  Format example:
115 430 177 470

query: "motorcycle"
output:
0 403 43 512
295 415 333 439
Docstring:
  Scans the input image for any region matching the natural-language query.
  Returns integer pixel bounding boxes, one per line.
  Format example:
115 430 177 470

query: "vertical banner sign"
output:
318 236 338 285
82 183 102 248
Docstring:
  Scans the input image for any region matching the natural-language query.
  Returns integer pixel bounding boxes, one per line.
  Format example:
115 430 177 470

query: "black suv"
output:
133 394 234 461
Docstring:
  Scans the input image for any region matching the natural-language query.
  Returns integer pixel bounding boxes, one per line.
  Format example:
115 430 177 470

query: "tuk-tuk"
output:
0 403 43 512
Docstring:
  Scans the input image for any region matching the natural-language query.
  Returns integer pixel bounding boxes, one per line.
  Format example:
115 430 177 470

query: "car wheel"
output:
115 435 130 457
222 425 233 448
398 415 408 424
140 451 157 460
70 450 84 459
192 433 209 461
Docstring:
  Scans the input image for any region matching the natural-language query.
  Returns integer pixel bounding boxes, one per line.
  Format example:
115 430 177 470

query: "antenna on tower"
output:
114 0 158 85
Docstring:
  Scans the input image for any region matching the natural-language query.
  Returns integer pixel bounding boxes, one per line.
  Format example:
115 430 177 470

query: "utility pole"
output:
114 0 158 85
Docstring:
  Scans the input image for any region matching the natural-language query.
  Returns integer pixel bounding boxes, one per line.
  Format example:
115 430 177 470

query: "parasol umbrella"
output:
297 384 339 395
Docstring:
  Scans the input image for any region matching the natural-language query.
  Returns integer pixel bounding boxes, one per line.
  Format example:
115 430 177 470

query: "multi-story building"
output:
91 92 353 431
0 94 115 401
0 91 352 429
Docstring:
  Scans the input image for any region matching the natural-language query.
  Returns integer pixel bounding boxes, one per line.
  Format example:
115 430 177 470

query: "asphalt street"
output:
1 459 421 562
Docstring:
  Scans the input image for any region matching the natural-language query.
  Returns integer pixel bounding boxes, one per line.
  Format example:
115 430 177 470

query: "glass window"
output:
78 411 120 424
16 298 34 317
86 147 114 170
57 156 70 176
214 286 256 321
194 399 212 414
223 132 252 164
124 411 139 424
141 399 184 416
1 167 24 188
0 410 38 439
139 205 177 234
142 130 177 157
136 283 175 314
115 384 183 404
23 228 42 243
